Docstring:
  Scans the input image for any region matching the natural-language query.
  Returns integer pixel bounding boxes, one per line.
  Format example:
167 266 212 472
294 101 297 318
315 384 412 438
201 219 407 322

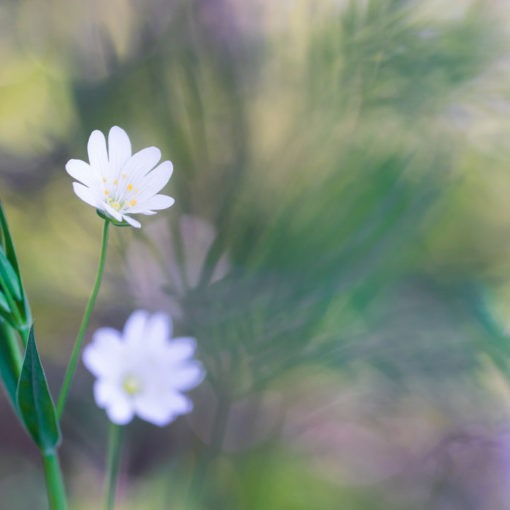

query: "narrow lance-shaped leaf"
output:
0 200 32 330
0 293 10 315
0 200 20 274
0 320 22 410
0 249 21 301
17 327 61 454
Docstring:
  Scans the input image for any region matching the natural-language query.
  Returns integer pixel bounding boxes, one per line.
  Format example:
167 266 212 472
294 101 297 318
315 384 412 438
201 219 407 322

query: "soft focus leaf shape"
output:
0 249 21 301
0 200 20 275
0 321 21 410
0 201 31 330
0 293 11 314
17 327 60 454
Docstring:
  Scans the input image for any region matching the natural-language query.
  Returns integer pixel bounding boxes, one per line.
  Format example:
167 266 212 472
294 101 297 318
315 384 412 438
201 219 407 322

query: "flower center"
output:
107 198 125 211
122 374 143 396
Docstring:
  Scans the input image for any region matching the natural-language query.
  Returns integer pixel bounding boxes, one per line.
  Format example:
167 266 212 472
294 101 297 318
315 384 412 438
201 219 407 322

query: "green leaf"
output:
0 292 11 314
0 249 21 301
16 327 60 454
0 321 22 410
0 200 20 274
0 201 31 331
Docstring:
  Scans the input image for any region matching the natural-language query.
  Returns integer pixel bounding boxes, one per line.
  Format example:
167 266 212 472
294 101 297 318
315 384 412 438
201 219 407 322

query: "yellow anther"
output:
103 178 107 183
130 199 137 207
127 184 133 191
114 179 118 185
105 190 109 195
112 203 120 209
122 374 142 396
122 174 127 179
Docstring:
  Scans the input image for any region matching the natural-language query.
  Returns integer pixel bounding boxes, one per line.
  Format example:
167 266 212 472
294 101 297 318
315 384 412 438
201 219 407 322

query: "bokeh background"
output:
2 0 510 508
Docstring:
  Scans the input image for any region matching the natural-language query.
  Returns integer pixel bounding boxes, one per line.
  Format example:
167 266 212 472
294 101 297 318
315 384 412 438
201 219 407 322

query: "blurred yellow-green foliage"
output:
3 0 510 508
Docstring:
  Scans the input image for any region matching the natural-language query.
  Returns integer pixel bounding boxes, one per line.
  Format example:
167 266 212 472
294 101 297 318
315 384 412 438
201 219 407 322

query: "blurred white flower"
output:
66 126 174 228
83 310 204 426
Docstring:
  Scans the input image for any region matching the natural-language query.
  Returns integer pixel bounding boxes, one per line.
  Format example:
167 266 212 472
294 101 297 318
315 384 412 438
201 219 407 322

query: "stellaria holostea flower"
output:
83 310 204 426
66 126 174 228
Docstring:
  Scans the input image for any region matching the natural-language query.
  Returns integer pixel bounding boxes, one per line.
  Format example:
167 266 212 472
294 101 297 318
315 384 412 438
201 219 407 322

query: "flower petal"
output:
130 194 174 214
135 161 173 202
83 327 123 377
87 130 109 174
166 337 197 361
134 392 191 426
105 393 135 425
170 362 205 391
145 313 172 350
122 215 141 228
73 182 100 208
121 147 161 184
123 310 149 347
93 380 120 406
66 159 100 188
103 203 123 222
108 126 132 173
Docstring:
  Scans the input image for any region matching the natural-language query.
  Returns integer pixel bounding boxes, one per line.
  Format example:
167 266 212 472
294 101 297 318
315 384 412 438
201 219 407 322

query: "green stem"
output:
42 451 68 510
56 220 110 419
104 422 123 510
5 325 22 375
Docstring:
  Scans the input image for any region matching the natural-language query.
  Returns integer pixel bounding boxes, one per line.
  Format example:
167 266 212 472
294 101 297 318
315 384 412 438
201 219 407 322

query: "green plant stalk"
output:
5 325 22 375
42 451 68 510
56 220 110 419
0 282 26 342
104 422 123 510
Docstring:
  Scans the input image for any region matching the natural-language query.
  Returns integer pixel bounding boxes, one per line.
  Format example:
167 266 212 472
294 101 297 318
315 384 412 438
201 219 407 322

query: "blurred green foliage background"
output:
2 0 510 508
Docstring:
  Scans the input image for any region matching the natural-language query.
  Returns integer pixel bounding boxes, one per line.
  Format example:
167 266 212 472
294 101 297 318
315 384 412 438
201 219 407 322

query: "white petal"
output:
121 147 161 183
103 203 123 222
135 161 173 202
93 380 120 406
122 215 141 228
123 310 149 347
105 394 135 425
73 182 100 208
130 194 174 214
170 362 205 391
108 126 132 172
66 159 100 187
166 337 197 361
134 392 191 426
145 313 172 349
83 328 123 377
87 130 109 174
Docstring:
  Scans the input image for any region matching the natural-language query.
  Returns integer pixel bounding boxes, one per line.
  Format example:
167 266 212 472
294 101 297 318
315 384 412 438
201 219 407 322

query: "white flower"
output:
83 310 204 426
66 126 174 228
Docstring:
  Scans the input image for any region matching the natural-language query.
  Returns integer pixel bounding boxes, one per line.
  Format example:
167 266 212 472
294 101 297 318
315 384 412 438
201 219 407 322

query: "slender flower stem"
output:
56 220 110 419
104 422 123 510
42 451 68 510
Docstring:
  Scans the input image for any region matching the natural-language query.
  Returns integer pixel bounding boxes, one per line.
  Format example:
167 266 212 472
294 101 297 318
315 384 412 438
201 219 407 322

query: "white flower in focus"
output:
66 126 174 228
83 310 204 426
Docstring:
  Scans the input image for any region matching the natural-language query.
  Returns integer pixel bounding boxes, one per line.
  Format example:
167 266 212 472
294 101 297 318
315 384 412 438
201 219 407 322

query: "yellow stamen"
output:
127 184 133 191
122 374 142 396
130 199 137 207
103 178 107 183
105 190 109 195
122 174 127 179
112 203 120 209
114 179 118 185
